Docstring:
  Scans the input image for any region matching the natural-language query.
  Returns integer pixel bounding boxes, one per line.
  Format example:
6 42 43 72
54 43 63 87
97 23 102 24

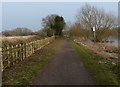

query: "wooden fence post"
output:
19 44 22 61
8 45 12 67
17 44 20 61
14 44 18 65
24 43 26 58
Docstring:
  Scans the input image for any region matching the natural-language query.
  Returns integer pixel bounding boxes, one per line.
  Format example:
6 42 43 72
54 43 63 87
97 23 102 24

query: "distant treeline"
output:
2 27 63 37
2 28 34 36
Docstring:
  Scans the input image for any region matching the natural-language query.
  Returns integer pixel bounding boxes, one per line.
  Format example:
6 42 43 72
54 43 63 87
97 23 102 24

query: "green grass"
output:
70 39 119 85
2 38 62 85
105 50 118 53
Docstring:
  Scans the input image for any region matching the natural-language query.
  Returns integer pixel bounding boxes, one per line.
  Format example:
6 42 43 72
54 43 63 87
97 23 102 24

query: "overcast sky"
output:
1 2 118 31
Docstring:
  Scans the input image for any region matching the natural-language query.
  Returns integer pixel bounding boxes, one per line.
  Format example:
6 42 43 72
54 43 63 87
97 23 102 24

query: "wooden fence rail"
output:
1 36 55 70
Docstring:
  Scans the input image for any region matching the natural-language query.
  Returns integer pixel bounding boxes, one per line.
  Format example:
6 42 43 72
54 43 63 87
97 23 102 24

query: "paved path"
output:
31 40 94 85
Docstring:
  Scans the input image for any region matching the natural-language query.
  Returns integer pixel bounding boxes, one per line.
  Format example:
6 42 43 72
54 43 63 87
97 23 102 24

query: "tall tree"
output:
76 4 117 41
52 16 65 35
42 14 65 36
42 14 57 29
76 4 117 30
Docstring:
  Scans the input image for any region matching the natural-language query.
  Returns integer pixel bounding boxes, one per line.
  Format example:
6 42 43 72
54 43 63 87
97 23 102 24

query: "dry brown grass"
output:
75 37 118 60
0 35 37 42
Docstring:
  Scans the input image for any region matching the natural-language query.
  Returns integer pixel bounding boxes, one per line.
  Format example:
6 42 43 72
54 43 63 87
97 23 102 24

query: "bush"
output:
35 29 55 37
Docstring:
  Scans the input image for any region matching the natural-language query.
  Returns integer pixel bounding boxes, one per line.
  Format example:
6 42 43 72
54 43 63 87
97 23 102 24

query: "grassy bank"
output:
2 38 62 85
70 39 119 85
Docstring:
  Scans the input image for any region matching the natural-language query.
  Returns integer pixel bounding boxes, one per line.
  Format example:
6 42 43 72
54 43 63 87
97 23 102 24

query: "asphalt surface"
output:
31 39 94 85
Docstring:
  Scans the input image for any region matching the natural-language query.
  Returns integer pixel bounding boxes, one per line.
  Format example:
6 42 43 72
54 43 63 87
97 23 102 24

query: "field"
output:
0 35 37 42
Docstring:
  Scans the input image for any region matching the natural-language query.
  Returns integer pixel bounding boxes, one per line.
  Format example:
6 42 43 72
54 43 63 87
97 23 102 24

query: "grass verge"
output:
2 38 62 85
70 39 119 85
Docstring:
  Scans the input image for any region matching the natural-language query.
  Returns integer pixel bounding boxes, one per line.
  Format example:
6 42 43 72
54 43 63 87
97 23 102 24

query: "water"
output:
107 37 118 46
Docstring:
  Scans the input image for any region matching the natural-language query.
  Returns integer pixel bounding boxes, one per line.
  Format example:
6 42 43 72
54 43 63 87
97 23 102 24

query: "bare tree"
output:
76 4 117 41
76 4 117 30
68 23 89 38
